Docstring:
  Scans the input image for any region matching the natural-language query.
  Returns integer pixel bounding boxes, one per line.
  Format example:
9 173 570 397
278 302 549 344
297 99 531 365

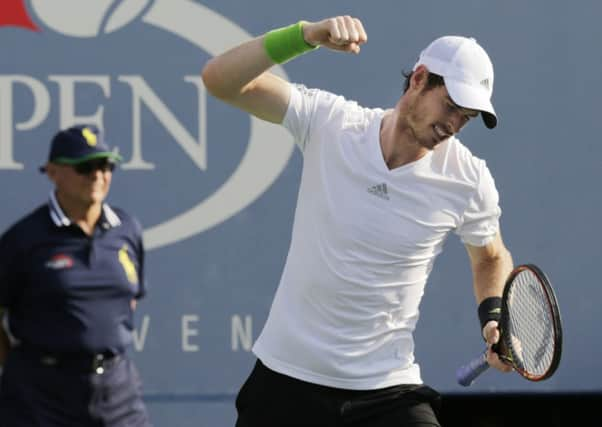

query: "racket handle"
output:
456 351 490 386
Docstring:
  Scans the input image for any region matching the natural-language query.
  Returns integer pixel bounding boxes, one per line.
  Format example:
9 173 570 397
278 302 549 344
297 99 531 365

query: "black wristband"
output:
478 297 502 330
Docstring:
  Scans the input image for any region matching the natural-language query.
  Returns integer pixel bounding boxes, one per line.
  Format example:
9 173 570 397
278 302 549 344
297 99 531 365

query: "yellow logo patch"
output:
118 244 139 285
82 127 97 146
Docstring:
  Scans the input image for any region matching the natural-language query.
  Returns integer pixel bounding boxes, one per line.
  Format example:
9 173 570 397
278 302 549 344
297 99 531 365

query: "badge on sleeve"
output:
118 244 139 285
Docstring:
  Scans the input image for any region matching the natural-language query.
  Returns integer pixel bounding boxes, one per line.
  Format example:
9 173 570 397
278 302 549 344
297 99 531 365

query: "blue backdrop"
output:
1 1 600 426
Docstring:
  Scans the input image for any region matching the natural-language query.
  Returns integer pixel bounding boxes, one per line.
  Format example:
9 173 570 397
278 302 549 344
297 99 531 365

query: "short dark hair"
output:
402 70 445 93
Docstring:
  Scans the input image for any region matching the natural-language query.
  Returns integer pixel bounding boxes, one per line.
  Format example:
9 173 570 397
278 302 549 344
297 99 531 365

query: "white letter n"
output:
231 314 253 352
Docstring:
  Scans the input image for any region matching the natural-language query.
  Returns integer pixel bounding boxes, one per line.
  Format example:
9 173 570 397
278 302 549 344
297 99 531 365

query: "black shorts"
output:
236 359 442 427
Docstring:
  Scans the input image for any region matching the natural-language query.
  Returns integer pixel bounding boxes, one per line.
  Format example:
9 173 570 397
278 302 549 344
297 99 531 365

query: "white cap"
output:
413 36 497 129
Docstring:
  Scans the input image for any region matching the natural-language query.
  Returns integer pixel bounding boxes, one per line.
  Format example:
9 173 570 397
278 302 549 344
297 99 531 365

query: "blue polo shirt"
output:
0 192 146 355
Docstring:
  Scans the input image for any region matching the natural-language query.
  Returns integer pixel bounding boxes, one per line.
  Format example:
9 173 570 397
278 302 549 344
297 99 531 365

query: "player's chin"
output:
419 130 448 149
419 137 441 150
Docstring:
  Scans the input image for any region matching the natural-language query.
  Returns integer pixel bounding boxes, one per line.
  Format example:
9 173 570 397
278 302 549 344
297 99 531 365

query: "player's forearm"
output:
202 17 366 124
202 35 292 123
472 245 513 303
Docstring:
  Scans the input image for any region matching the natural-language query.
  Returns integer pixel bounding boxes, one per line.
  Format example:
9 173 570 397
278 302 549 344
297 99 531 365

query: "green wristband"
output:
263 21 319 64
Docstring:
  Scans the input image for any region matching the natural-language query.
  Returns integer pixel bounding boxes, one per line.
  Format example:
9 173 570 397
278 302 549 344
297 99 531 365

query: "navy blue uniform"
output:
0 192 151 426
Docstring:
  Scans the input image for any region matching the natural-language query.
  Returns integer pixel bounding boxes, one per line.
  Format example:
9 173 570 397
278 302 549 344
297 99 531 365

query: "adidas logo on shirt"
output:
367 183 389 200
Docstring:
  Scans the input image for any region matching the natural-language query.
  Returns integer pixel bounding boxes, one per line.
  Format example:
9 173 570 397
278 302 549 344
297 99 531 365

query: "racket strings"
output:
505 270 555 376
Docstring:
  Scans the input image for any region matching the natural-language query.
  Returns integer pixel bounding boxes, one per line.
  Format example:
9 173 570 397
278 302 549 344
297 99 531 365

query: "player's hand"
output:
483 320 513 373
302 16 367 54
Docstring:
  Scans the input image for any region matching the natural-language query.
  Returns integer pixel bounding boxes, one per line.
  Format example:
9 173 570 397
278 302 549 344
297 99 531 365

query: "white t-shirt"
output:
252 84 501 390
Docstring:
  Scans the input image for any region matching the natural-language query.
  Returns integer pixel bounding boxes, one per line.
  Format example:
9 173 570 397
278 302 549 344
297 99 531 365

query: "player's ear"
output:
410 65 429 91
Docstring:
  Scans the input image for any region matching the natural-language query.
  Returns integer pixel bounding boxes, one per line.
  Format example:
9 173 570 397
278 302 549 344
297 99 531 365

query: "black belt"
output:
15 346 122 375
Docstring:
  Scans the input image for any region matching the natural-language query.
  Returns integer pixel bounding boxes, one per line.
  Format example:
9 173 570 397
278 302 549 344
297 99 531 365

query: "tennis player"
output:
203 16 514 426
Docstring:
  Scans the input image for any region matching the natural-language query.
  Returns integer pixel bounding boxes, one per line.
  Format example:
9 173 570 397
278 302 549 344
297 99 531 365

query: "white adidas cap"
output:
413 36 497 129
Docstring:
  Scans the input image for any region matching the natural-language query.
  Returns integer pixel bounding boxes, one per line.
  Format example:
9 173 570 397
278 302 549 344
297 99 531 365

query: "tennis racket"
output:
456 264 562 386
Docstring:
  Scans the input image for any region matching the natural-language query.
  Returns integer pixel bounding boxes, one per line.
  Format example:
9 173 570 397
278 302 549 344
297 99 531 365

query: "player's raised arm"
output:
201 16 367 124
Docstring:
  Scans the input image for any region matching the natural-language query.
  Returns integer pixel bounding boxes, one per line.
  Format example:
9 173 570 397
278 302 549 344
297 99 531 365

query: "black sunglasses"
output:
72 159 116 175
